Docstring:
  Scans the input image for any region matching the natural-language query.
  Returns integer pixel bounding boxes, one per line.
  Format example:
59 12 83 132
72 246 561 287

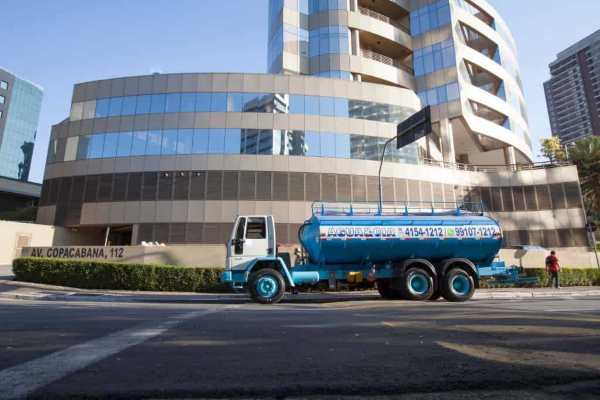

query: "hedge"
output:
12 258 600 292
481 268 600 288
13 257 227 293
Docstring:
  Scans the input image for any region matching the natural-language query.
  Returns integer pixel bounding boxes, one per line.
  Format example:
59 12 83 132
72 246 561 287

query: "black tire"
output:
376 280 403 300
402 267 434 301
441 268 475 302
249 268 286 304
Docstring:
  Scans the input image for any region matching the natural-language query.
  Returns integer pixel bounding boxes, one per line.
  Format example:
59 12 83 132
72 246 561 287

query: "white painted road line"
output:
0 309 219 400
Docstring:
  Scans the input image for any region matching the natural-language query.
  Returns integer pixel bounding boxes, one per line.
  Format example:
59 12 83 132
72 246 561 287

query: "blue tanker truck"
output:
221 202 510 304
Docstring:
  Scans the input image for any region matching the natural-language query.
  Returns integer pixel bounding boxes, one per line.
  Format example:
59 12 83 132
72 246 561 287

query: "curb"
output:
1 280 600 304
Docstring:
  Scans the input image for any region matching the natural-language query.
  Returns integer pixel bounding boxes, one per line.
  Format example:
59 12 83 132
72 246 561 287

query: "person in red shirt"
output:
545 250 560 289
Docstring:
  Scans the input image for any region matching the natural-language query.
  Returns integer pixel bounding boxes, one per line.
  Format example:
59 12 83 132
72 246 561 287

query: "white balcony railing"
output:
361 48 414 74
358 6 410 33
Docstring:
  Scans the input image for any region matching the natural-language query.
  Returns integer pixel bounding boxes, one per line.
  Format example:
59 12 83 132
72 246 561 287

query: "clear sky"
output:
1 0 599 183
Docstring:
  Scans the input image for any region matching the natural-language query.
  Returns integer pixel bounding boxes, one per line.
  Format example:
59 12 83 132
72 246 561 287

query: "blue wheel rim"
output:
451 275 471 296
409 273 429 295
256 275 279 298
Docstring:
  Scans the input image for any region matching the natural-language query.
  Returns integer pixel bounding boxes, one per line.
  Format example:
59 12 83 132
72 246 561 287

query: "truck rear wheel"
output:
402 268 434 301
249 268 286 304
376 280 403 300
441 268 475 302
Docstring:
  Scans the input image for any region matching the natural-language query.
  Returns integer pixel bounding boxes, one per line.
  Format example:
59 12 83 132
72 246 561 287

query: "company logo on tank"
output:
320 225 501 241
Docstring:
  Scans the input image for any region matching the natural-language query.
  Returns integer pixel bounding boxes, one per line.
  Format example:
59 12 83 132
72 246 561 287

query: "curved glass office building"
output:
37 0 589 249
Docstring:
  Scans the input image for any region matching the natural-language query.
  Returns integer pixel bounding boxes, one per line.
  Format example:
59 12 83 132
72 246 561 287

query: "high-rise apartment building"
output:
0 68 43 181
544 30 600 144
37 0 588 250
269 0 532 165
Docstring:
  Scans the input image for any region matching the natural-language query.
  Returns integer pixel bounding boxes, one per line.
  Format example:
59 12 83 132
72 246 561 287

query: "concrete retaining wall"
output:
18 243 600 270
0 221 104 265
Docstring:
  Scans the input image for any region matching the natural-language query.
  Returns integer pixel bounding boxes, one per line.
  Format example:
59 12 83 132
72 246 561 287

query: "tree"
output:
540 137 567 163
569 136 600 218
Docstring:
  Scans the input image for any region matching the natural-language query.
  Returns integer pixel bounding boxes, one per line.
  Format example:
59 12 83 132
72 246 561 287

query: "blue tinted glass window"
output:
225 128 241 154
210 93 227 112
438 4 450 24
95 99 110 118
135 95 151 115
150 94 166 113
429 6 439 27
257 130 274 155
447 82 459 101
289 94 305 114
305 96 319 115
161 129 178 155
121 96 137 116
349 100 364 119
414 57 424 76
192 129 209 153
165 93 181 113
228 93 244 112
433 50 444 70
177 129 194 154
334 98 348 118
208 128 226 153
306 132 320 155
242 93 261 109
102 133 119 158
241 129 256 154
335 134 350 158
131 131 147 156
116 132 133 157
77 135 90 160
108 97 123 117
427 88 438 105
299 0 309 13
320 97 335 116
410 14 421 35
145 130 163 155
437 86 448 103
320 133 336 157
423 53 434 75
287 131 306 155
180 93 196 112
196 93 211 112
88 134 105 159
442 46 455 68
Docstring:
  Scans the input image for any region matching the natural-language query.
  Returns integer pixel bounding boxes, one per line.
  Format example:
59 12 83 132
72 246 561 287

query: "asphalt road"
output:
0 296 599 399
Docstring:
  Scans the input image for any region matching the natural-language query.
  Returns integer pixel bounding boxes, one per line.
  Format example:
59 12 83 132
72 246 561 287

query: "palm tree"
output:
569 137 600 216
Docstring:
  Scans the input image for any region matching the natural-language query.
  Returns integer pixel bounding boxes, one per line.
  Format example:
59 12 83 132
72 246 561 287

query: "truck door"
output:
228 217 247 268
228 216 271 268
243 217 271 259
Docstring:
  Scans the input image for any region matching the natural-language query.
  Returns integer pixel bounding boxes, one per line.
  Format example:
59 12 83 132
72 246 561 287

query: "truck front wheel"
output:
441 268 475 302
249 268 286 304
402 268 434 301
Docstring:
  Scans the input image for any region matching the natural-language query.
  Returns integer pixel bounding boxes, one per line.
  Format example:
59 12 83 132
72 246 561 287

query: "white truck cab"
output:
226 215 277 269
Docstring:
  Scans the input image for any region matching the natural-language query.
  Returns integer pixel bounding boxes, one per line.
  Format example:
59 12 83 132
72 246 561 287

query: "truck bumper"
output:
221 270 248 288
221 270 233 283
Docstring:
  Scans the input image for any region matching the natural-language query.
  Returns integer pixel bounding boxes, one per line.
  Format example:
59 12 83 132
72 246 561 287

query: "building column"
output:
440 118 456 164
503 146 517 168
131 224 140 245
351 29 361 57
349 0 359 12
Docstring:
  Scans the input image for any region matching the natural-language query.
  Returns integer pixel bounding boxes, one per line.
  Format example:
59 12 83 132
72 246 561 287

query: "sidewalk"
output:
1 279 599 304
0 264 14 279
